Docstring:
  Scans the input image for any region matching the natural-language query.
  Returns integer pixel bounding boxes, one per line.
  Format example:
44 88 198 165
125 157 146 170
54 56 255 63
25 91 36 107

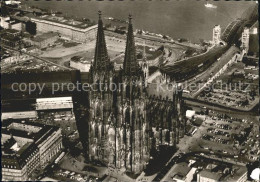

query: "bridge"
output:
158 4 258 82
221 4 258 44
160 45 228 81
221 19 244 43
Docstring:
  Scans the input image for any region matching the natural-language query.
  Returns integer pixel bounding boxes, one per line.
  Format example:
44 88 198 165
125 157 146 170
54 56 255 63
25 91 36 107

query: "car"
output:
200 153 205 156
70 172 75 175
225 134 230 137
37 175 44 180
78 177 84 181
83 176 89 180
76 174 82 178
223 151 227 154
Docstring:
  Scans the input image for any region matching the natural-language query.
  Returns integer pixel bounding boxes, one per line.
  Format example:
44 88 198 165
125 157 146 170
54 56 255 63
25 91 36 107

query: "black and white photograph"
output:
1 0 259 181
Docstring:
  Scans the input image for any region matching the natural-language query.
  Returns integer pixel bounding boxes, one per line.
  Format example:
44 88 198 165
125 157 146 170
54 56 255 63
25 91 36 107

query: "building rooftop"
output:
6 19 21 25
224 166 247 182
28 14 96 30
32 32 59 42
2 119 45 128
199 170 222 181
171 162 191 180
1 34 20 41
2 140 37 169
4 28 20 34
2 137 16 152
0 29 21 41
2 119 59 144
71 56 92 64
1 119 59 169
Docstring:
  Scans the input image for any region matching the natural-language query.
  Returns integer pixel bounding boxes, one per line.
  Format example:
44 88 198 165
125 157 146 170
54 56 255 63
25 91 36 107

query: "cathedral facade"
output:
87 12 185 174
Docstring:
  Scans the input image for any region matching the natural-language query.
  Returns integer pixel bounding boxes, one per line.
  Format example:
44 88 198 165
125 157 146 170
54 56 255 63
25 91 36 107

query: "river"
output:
23 0 255 43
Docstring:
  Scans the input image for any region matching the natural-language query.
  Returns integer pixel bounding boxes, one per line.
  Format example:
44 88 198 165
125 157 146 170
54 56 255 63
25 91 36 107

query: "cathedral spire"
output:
143 41 147 62
123 14 139 77
93 11 109 72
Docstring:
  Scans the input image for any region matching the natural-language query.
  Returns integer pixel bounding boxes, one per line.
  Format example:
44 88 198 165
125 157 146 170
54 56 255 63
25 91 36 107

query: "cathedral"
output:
87 11 185 174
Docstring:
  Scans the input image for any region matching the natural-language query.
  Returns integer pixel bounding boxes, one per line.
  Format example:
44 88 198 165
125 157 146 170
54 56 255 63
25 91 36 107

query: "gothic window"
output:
123 129 127 143
95 125 99 138
125 108 130 125
165 130 170 144
126 85 130 99
96 104 102 118
108 127 115 143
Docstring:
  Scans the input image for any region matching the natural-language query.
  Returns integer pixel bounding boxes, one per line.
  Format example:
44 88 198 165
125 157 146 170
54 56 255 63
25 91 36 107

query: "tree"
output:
26 21 37 35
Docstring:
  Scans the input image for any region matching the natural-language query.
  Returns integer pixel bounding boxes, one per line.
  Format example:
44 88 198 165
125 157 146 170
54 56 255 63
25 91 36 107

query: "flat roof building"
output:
0 29 21 49
224 166 248 182
197 170 222 182
30 31 59 49
36 96 73 110
1 120 63 181
1 111 38 121
1 16 23 31
170 162 197 182
28 14 98 43
70 56 92 72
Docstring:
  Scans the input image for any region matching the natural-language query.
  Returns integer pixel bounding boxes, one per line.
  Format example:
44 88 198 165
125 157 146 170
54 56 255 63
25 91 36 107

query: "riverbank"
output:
21 0 254 43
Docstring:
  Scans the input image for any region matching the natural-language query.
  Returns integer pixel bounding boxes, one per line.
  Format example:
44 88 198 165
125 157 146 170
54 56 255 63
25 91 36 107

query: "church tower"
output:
115 14 150 173
86 12 185 175
88 11 115 165
123 15 139 78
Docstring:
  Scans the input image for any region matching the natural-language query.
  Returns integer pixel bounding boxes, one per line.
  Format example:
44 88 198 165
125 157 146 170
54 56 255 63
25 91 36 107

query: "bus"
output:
198 63 203 68
191 128 198 136
55 152 65 164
